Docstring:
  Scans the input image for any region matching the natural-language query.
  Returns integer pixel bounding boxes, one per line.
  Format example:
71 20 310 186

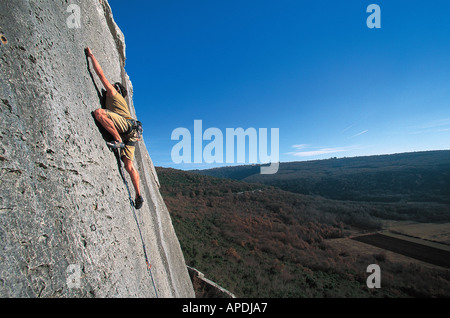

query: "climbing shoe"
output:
106 140 125 149
135 195 144 209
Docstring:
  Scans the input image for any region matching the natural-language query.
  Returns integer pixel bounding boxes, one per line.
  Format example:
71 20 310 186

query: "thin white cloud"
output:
410 118 450 134
341 124 356 133
352 130 368 137
292 144 309 150
286 145 358 157
418 118 450 129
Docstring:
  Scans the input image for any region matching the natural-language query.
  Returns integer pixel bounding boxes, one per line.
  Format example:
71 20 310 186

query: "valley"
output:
156 151 450 297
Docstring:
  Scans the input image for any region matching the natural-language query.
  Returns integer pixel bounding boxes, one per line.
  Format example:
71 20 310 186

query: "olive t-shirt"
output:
105 93 132 119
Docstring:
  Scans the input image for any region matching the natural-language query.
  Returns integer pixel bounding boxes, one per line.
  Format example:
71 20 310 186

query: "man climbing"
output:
85 47 144 209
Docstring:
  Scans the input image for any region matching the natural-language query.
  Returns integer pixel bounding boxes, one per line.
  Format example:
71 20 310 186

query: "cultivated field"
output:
352 233 450 268
382 221 450 246
341 221 450 269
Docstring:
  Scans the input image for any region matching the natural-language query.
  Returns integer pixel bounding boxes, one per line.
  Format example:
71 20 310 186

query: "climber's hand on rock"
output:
85 47 93 58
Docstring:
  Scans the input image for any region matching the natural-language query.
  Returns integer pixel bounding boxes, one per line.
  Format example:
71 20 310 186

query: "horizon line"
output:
154 148 450 171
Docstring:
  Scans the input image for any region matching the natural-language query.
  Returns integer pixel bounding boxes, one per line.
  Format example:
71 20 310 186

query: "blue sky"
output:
108 0 450 170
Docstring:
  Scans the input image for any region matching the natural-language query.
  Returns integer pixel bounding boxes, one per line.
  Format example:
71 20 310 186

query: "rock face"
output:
0 0 194 297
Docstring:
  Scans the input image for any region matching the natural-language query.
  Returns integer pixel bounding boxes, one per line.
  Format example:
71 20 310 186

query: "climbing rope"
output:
112 148 159 298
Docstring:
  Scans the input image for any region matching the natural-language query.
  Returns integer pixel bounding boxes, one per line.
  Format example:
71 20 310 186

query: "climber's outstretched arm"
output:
85 47 117 97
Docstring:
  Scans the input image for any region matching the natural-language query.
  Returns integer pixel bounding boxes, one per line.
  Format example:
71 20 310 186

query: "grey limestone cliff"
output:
0 0 194 297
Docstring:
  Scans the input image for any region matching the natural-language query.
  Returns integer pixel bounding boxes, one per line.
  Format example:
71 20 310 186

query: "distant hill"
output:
195 151 450 204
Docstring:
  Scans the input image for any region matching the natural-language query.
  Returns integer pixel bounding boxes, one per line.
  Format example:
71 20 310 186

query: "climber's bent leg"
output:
94 108 122 142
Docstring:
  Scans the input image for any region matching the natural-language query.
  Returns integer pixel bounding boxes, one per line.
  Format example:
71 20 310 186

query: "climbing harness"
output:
122 119 143 147
111 147 159 298
125 119 143 139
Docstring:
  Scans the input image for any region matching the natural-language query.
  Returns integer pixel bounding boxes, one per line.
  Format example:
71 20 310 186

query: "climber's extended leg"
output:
122 156 144 209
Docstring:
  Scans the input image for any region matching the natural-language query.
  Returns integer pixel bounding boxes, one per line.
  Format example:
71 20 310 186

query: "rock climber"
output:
85 47 144 209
